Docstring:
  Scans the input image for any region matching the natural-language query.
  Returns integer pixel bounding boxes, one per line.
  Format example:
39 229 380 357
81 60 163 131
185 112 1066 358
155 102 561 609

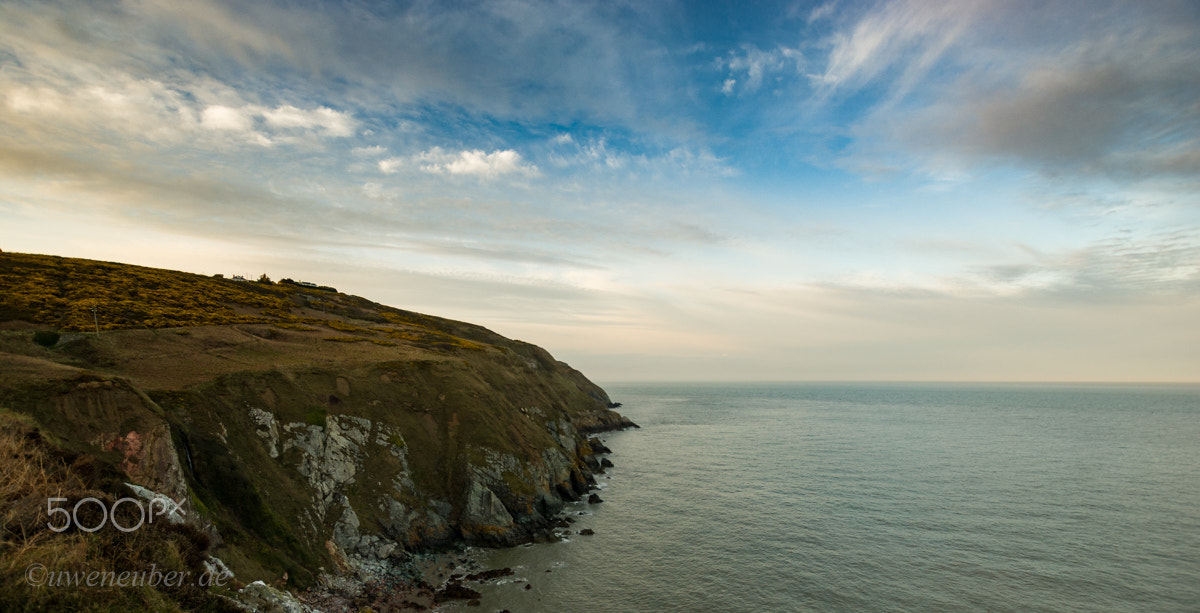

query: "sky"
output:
1 0 1198 382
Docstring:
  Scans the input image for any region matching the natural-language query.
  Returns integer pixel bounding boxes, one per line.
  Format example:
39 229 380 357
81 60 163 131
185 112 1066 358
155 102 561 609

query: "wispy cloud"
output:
377 157 404 174
807 1 839 24
717 44 804 96
2 0 1197 380
195 103 356 144
816 0 982 98
821 0 1200 190
2 63 356 151
545 137 736 178
416 148 539 179
969 230 1200 299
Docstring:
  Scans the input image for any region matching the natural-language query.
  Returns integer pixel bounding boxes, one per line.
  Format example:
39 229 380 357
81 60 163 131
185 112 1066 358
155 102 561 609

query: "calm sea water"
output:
445 383 1200 612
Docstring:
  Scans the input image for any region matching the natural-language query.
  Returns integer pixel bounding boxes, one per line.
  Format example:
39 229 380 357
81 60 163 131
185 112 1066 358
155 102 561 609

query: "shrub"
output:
304 408 327 428
31 330 60 347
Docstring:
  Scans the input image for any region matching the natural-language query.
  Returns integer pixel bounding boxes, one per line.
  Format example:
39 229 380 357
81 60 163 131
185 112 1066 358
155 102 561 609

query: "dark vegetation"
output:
0 411 241 612
0 251 627 607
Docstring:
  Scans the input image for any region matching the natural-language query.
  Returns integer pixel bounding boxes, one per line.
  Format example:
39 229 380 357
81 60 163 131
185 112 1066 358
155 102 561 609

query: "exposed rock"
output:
582 454 602 472
203 556 235 584
239 580 306 613
434 582 482 602
573 409 640 434
459 478 516 544
462 567 514 581
0 252 639 593
331 499 363 553
249 407 280 458
587 437 612 454
382 497 452 550
125 482 188 524
587 493 603 504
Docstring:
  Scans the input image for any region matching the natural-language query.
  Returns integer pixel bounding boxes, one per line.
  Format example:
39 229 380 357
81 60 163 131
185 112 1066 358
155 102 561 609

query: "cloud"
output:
378 157 404 174
100 0 690 136
817 0 982 99
822 0 1200 187
194 103 356 144
262 105 355 137
415 148 538 179
200 105 254 132
898 52 1200 181
971 229 1200 299
353 145 387 156
128 0 297 66
545 137 736 178
807 1 839 24
718 44 804 96
1 54 356 150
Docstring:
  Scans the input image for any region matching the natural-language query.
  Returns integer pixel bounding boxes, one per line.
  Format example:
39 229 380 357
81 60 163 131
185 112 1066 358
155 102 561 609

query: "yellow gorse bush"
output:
0 253 293 331
0 252 492 353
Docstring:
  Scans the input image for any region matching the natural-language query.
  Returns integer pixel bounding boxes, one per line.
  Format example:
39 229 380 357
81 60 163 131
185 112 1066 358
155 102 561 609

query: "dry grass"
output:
0 411 240 612
0 251 501 359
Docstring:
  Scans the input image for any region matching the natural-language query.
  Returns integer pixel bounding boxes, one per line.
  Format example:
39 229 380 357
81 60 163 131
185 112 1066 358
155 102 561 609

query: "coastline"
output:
0 252 642 612
295 425 633 612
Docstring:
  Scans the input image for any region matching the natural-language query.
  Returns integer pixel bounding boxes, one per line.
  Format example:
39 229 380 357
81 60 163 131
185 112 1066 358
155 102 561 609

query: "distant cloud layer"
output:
0 0 1197 380
825 0 1200 187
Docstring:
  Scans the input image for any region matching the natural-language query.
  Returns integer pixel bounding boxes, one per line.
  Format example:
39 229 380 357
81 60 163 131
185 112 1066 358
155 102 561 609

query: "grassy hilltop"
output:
0 251 632 611
1 251 491 347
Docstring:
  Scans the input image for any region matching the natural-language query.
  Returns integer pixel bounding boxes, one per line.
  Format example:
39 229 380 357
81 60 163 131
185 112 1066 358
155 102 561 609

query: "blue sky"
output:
1 0 1198 381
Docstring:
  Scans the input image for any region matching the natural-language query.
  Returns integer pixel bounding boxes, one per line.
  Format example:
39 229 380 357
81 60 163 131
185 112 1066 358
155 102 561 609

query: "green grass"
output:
303 407 327 429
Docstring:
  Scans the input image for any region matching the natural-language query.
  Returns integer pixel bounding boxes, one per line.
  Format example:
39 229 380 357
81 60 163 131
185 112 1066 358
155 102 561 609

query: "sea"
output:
443 382 1200 612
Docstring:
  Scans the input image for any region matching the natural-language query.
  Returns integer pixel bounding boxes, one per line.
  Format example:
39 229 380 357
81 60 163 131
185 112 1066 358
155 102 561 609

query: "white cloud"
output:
808 1 839 24
2 60 356 150
196 103 356 144
718 44 804 96
817 0 982 97
378 157 404 174
547 137 737 178
553 133 574 144
827 0 1200 186
262 105 355 137
416 148 539 178
353 145 387 156
200 105 255 132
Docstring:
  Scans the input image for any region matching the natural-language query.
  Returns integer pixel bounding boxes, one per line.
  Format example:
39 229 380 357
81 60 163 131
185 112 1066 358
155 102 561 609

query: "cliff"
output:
0 252 635 609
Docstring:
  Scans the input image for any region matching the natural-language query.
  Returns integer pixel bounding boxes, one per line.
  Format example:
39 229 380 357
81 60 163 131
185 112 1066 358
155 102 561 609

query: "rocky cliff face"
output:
1 337 634 588
0 252 636 592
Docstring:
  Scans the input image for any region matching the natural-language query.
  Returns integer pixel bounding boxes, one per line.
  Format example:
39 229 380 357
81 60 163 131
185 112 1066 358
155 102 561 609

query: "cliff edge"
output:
0 252 635 608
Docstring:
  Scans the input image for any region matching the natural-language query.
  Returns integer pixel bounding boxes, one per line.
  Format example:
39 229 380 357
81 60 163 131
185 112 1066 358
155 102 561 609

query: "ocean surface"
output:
446 383 1200 612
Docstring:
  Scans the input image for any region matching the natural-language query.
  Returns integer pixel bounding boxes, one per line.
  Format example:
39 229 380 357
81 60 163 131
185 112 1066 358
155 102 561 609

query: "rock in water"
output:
435 582 483 602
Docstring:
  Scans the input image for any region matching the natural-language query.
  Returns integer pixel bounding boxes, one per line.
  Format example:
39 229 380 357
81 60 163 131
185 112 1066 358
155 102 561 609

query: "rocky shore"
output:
0 252 638 612
210 429 627 612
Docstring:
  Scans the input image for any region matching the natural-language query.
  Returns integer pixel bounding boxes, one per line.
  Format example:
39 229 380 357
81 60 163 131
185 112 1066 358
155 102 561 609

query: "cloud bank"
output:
0 0 1196 380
